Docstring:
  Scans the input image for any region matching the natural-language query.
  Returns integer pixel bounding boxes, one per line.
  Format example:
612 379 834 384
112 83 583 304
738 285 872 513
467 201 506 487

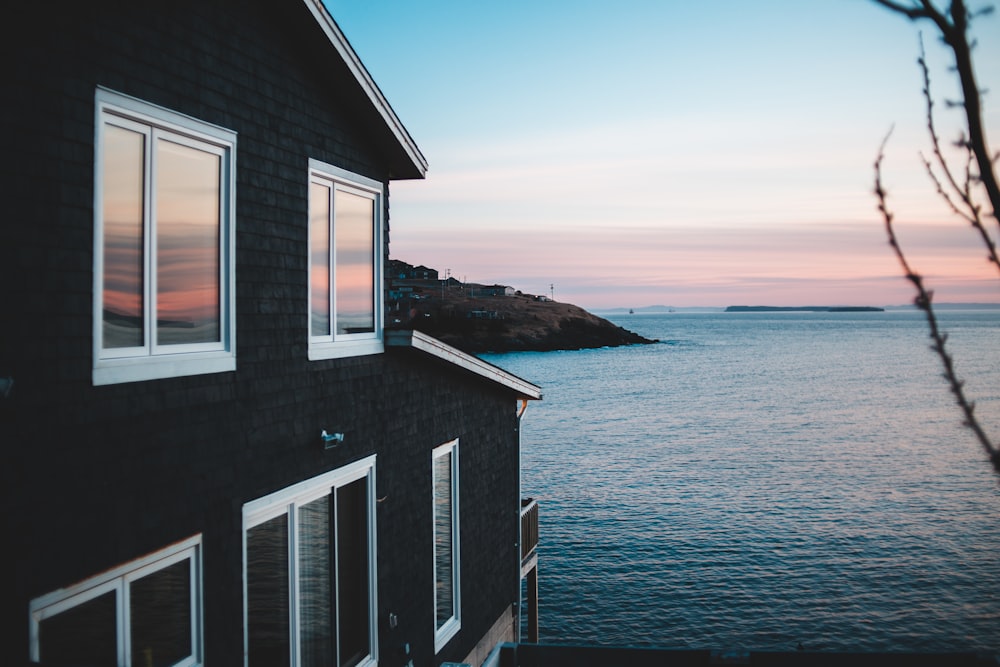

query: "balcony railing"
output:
520 497 540 643
520 498 538 563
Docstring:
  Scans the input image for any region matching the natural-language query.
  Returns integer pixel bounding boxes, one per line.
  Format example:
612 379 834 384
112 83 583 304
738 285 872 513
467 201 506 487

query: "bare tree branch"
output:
873 0 954 34
876 0 1000 224
872 0 938 20
872 0 1000 479
874 133 1000 475
917 37 1000 270
947 2 1000 226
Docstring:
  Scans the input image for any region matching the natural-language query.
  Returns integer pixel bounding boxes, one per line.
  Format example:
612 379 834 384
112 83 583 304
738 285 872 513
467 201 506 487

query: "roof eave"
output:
302 0 429 180
385 330 543 401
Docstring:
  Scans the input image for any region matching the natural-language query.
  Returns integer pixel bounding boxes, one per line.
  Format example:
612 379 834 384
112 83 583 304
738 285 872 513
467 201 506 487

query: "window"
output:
432 439 461 651
93 88 236 385
29 536 203 667
243 456 378 667
308 159 384 360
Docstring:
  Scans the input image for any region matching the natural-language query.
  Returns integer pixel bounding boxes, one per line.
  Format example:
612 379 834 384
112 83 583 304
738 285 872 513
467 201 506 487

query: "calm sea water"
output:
481 309 1000 654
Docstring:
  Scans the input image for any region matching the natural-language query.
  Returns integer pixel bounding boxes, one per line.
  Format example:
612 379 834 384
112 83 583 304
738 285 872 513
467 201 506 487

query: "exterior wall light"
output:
321 430 344 449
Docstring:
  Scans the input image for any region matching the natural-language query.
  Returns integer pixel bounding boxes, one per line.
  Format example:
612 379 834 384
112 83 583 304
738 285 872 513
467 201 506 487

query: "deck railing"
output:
520 497 540 643
520 498 538 563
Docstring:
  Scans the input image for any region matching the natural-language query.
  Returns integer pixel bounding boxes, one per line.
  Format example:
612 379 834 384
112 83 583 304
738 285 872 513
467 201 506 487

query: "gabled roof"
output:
302 0 428 180
386 330 543 401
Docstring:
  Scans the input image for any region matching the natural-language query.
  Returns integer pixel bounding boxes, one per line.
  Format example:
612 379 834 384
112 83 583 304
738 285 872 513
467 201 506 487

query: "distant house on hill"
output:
389 258 440 281
413 264 440 280
2 2 542 666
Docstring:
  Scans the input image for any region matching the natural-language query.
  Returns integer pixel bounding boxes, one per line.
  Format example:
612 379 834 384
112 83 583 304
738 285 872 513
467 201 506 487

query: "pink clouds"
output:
389 219 997 309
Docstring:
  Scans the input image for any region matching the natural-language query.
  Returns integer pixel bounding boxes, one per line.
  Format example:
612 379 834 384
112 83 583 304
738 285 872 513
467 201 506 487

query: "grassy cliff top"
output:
389 287 656 353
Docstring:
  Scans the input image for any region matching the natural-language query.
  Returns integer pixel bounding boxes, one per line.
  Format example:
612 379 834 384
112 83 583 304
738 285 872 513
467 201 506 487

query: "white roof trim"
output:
385 330 543 400
303 0 429 177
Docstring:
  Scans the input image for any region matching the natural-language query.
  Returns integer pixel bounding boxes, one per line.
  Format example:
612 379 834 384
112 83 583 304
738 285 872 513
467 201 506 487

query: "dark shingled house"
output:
1 1 541 665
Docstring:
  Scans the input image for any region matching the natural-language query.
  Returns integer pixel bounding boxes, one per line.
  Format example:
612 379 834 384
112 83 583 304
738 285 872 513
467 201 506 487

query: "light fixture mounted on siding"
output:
320 429 344 449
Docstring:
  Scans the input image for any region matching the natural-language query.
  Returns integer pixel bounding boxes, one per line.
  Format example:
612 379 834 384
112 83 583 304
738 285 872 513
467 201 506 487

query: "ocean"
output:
480 308 1000 654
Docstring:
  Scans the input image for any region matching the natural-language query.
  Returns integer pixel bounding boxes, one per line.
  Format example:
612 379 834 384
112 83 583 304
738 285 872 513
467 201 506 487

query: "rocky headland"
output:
388 273 656 354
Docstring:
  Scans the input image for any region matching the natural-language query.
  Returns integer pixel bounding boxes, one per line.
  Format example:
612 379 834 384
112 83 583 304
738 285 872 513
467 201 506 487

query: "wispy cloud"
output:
391 218 997 308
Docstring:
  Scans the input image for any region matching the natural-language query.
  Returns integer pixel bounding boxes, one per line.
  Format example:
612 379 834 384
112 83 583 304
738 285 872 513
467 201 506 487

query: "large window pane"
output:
244 461 376 667
130 559 192 667
433 451 454 628
336 478 369 667
306 163 383 361
156 139 221 345
38 591 118 667
300 496 333 667
94 90 236 384
334 190 374 335
310 182 332 337
31 538 202 667
102 124 145 349
248 515 291 667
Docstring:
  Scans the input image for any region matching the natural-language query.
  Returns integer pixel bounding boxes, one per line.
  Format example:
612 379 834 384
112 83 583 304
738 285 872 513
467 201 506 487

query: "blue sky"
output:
326 1 1000 308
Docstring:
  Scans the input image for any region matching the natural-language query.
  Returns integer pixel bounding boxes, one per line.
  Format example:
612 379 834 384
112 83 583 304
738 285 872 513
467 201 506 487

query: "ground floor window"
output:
29 535 203 667
433 439 461 652
243 456 377 667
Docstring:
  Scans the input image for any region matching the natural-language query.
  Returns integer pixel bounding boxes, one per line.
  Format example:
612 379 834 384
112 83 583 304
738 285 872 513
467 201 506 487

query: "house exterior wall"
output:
1 2 523 665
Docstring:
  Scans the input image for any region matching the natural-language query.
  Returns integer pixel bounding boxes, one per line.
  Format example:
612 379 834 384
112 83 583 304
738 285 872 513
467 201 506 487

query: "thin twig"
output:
919 151 973 221
919 39 972 218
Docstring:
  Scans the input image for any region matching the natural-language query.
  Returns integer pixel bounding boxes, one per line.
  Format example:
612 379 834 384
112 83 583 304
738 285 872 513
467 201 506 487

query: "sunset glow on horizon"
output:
328 1 1000 310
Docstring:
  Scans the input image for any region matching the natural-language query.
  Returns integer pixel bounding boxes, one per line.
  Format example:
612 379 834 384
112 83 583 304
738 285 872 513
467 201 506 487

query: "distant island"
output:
596 302 1000 314
725 305 885 313
388 260 656 353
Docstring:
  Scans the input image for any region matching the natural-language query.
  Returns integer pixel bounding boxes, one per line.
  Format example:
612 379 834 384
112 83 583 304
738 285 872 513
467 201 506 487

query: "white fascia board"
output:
303 0 429 178
385 330 543 401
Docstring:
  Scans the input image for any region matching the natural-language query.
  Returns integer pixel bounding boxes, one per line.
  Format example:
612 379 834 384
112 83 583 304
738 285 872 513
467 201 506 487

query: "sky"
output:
325 1 1000 310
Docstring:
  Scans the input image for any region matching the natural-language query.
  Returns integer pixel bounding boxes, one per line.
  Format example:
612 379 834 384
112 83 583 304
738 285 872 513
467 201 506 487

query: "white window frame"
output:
432 438 461 652
307 158 384 360
93 87 237 385
29 535 204 667
242 455 379 667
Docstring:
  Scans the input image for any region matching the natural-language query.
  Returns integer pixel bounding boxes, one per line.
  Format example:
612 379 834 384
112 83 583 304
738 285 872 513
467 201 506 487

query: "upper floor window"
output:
93 88 236 385
244 456 378 667
308 159 383 360
29 535 204 667
433 439 461 652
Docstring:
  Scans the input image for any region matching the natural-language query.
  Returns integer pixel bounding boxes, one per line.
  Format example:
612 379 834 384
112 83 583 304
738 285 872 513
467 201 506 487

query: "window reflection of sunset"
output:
308 163 382 351
102 124 145 347
311 182 332 336
95 90 236 384
335 190 374 333
155 140 220 343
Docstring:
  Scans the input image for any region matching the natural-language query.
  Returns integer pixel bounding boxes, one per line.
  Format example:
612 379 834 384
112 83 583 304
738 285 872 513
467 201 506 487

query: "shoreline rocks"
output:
391 292 657 354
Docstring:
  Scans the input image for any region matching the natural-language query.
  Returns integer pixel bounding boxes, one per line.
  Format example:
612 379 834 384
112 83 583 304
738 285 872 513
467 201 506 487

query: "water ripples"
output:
486 311 1000 653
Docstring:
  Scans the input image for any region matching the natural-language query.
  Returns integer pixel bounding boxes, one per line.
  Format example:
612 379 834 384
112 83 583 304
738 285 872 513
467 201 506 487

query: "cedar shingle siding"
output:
2 2 527 664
